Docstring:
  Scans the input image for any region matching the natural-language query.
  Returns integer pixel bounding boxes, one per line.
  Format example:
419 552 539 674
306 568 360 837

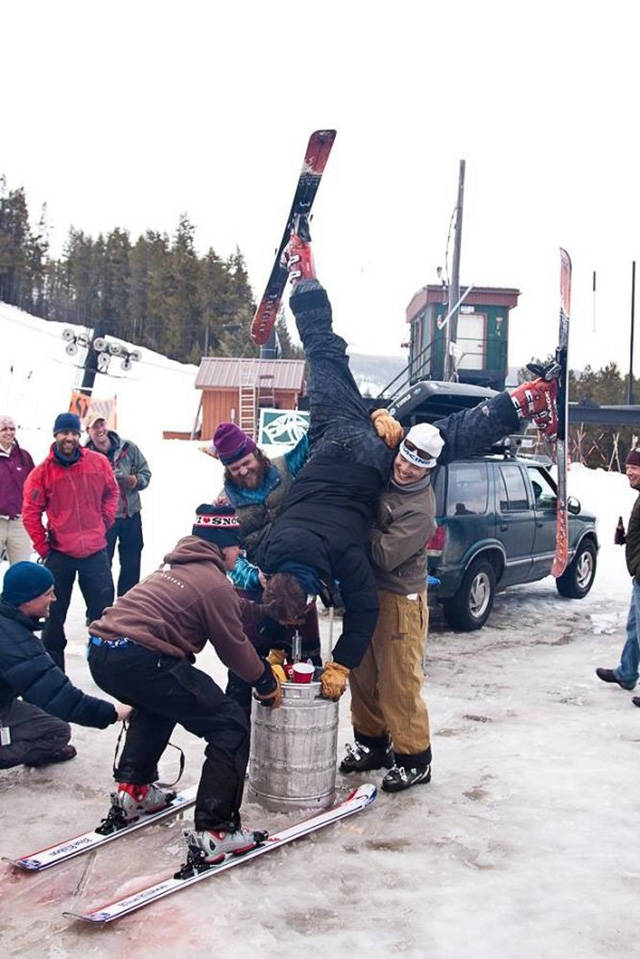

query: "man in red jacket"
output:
22 412 119 672
0 414 35 564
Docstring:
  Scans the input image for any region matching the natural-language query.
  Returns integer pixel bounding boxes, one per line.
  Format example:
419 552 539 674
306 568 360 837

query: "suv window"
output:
446 462 488 516
527 465 557 510
497 464 529 512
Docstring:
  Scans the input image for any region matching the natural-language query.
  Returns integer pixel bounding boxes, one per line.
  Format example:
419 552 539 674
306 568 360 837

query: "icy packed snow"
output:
1 303 639 959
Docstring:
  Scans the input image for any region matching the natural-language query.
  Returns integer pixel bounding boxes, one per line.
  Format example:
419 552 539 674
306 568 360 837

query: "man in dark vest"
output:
211 424 320 713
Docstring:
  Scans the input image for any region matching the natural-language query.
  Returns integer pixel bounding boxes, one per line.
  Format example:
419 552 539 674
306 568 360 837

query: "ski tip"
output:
250 300 279 346
559 247 572 269
310 128 337 141
350 783 377 805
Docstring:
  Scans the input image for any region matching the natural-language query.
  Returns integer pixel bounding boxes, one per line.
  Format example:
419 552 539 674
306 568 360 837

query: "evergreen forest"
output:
0 177 301 364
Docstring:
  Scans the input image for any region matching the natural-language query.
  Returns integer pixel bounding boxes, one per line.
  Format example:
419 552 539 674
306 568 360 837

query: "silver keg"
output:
248 681 339 813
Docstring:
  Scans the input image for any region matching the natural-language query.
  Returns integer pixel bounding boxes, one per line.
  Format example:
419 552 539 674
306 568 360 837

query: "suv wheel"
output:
556 540 597 598
442 557 496 631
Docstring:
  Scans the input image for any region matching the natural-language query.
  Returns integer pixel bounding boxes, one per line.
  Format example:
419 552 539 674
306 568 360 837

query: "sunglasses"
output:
403 438 431 461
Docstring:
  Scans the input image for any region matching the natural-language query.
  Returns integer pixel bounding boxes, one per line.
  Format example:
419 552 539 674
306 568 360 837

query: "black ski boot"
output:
382 763 431 793
340 741 394 774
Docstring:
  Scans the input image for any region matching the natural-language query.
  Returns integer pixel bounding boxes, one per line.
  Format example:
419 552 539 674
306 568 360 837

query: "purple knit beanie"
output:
626 449 640 467
212 423 257 465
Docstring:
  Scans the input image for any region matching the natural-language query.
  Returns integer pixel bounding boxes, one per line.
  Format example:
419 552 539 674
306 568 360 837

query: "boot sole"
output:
381 771 432 794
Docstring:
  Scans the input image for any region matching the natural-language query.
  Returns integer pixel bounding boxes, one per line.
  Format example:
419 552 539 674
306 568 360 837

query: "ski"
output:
250 129 337 346
63 783 376 924
551 247 571 578
4 785 197 872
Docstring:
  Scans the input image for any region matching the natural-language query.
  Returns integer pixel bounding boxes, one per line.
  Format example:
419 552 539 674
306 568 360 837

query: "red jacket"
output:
22 446 119 559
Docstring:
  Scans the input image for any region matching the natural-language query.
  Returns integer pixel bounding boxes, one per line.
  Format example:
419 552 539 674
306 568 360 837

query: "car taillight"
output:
427 526 446 554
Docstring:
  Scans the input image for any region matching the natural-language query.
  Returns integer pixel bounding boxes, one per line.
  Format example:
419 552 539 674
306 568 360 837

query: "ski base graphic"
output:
4 786 197 872
63 783 376 924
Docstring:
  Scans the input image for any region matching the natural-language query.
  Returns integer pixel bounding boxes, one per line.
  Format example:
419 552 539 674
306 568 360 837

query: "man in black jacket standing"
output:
597 448 640 699
0 562 129 769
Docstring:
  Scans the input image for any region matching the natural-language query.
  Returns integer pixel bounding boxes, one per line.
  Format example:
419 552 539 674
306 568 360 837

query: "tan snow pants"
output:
349 588 430 757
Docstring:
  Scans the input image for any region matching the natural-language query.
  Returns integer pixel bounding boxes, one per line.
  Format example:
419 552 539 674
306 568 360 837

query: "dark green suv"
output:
427 453 598 630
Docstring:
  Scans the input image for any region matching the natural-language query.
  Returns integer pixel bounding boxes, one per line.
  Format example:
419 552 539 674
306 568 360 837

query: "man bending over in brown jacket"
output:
88 504 282 865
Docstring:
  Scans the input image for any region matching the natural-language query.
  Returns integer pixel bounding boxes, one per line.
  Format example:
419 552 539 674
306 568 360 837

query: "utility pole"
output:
444 159 466 380
628 260 636 405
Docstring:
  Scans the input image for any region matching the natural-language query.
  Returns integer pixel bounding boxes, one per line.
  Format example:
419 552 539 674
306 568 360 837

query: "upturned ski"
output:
551 247 571 578
4 786 197 872
250 129 336 346
63 783 376 924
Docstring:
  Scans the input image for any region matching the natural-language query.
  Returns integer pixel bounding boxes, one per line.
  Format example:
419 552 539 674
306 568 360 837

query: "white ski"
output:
4 786 197 872
63 783 376 924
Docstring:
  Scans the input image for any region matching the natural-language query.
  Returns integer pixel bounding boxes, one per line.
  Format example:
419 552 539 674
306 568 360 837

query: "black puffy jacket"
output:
0 602 116 727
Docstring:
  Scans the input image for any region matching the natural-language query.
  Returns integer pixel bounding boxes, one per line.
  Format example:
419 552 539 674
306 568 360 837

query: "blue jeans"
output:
615 580 640 686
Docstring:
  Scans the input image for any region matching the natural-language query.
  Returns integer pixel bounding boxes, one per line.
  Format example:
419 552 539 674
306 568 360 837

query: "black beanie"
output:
192 504 242 548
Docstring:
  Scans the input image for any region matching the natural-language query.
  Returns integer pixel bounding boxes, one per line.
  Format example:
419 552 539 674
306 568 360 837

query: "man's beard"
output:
236 464 265 489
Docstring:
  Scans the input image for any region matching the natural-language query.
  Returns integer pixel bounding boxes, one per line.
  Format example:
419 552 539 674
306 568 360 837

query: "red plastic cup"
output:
292 662 314 684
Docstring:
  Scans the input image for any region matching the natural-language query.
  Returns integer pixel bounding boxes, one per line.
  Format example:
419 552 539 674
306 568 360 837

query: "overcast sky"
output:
3 0 639 374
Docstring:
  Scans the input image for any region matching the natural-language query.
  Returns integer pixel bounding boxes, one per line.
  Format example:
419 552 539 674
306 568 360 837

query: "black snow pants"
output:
0 700 71 769
43 548 114 671
88 639 250 831
106 512 144 596
292 280 395 481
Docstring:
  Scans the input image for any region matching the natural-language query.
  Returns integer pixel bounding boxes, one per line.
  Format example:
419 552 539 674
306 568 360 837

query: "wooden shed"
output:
406 285 520 391
195 357 306 441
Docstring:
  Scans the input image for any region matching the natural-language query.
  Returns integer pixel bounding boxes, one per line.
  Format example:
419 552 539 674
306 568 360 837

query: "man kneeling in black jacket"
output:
0 562 129 769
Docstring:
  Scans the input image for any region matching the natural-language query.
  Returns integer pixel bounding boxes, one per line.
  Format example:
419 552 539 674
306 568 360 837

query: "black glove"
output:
253 658 283 709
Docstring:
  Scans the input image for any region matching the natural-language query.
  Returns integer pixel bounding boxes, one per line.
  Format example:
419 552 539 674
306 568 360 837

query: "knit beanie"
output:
53 412 81 435
192 504 243 547
212 423 257 466
2 562 55 607
626 449 640 467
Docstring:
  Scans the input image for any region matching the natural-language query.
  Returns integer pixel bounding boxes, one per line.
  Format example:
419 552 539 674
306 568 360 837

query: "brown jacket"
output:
370 477 437 595
89 536 265 683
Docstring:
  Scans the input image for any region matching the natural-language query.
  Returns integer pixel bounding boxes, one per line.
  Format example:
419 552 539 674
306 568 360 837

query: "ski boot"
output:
381 763 431 793
182 826 265 868
510 367 559 438
339 741 394 774
285 221 316 284
97 782 172 834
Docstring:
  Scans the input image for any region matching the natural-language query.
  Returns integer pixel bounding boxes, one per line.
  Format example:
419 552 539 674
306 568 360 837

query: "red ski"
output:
551 248 571 577
250 129 336 346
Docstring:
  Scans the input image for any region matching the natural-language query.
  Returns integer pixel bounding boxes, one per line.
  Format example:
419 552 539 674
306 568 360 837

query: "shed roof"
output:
195 357 306 391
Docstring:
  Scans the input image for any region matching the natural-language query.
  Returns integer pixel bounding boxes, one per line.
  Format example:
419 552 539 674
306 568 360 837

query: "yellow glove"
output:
267 649 286 667
320 661 350 701
254 664 283 709
371 409 404 449
271 664 287 685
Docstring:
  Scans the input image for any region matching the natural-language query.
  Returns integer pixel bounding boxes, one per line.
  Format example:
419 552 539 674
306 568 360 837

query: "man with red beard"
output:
211 423 319 714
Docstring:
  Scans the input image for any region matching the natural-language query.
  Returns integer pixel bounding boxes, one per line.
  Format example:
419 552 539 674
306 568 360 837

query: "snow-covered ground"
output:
1 304 638 958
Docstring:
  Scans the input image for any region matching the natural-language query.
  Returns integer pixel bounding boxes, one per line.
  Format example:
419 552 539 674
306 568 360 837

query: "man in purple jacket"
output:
0 415 34 565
